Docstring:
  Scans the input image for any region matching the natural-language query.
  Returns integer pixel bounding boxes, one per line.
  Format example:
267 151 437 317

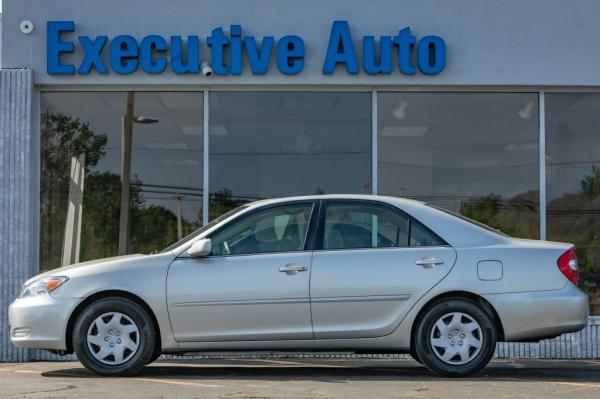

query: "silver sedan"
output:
9 195 588 377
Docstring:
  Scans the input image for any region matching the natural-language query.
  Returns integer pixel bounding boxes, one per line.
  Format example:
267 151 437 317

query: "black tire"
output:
146 350 162 365
73 297 157 376
414 298 496 377
409 346 422 364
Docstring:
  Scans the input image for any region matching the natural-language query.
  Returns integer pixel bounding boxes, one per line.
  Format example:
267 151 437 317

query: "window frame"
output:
314 199 449 252
204 199 321 258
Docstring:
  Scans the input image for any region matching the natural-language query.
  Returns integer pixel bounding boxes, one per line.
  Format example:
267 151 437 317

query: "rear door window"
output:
322 202 446 250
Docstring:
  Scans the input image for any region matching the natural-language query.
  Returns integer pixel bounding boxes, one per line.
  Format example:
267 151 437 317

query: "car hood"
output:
25 254 147 285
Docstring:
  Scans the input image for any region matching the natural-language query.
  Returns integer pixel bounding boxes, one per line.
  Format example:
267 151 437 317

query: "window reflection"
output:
546 93 600 314
378 93 540 239
40 92 203 271
211 203 313 256
209 92 372 218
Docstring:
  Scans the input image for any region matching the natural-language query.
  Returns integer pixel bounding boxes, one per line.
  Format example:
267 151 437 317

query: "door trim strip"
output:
311 294 411 303
171 298 309 307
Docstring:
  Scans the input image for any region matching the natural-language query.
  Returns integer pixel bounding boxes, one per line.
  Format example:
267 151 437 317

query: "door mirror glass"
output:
188 239 212 258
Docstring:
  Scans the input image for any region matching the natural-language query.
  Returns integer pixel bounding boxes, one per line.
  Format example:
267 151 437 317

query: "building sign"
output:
47 20 446 76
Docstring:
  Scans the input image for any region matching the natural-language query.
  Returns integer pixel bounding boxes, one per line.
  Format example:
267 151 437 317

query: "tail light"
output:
557 247 579 285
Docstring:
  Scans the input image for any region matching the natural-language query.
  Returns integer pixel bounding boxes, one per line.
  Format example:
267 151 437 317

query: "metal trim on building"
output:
0 69 33 362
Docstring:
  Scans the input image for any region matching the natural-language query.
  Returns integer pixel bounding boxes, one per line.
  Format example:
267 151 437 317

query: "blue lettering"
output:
46 20 446 77
47 21 75 75
394 27 416 75
244 36 273 75
277 36 304 75
171 36 200 74
323 21 359 74
230 25 243 75
110 35 139 74
207 27 229 75
140 35 167 74
418 35 446 75
78 36 108 74
363 36 392 75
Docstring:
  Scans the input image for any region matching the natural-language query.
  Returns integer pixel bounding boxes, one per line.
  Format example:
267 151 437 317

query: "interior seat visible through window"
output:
322 202 445 250
211 203 313 256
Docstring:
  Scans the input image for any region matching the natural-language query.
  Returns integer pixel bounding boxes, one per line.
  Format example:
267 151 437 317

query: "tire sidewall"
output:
73 298 156 376
415 299 496 377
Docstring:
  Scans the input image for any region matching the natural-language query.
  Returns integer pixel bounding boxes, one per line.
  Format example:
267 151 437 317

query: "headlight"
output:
19 276 69 298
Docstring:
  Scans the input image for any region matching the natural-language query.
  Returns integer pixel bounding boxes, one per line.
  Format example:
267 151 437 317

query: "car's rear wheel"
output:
73 297 156 376
414 298 496 377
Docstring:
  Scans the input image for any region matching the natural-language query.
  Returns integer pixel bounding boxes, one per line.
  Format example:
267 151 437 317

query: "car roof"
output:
246 194 424 208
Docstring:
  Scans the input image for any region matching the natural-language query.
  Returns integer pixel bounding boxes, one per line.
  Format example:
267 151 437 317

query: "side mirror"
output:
187 239 212 258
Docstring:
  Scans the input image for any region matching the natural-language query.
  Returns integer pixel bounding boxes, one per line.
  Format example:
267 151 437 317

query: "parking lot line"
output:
495 377 600 390
549 381 600 389
132 377 223 388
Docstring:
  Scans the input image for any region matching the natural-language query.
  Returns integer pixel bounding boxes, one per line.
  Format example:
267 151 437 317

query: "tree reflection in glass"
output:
40 92 204 271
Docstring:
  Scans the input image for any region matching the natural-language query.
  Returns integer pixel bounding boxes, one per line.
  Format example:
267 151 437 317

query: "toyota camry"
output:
9 195 588 377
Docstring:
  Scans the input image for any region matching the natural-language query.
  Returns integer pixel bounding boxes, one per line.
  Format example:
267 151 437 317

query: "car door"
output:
167 201 316 342
310 200 456 339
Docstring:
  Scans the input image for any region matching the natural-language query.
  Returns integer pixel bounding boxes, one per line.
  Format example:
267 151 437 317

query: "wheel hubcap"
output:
430 312 483 365
86 312 140 365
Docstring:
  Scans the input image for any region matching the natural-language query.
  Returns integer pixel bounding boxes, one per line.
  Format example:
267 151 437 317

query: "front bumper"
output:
483 282 589 341
8 294 80 351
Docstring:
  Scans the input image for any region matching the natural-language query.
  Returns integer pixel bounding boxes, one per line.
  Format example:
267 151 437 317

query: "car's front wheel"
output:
73 297 157 376
414 298 497 377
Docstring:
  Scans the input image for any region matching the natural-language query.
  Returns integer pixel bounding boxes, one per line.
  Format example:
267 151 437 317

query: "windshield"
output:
160 205 249 253
428 204 510 237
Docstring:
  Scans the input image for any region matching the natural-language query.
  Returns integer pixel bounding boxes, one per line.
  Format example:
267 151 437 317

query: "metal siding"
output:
0 69 32 362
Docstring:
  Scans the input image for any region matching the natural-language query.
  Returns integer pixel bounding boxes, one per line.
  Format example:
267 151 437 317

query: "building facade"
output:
1 0 600 361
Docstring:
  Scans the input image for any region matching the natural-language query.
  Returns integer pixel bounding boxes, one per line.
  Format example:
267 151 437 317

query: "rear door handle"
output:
415 257 445 268
279 263 308 274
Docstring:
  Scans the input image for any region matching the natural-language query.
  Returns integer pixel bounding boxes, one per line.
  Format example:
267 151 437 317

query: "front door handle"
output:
279 263 308 274
415 257 445 268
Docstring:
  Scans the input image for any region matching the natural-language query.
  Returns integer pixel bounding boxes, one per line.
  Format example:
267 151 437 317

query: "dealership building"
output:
1 0 600 361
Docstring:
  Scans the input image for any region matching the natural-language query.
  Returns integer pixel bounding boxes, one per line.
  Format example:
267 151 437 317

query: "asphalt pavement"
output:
1 358 599 398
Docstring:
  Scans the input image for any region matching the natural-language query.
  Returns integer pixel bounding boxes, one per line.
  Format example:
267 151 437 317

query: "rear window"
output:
427 204 510 237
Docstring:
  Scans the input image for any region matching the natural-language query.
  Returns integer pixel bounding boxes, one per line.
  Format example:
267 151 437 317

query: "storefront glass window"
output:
40 92 203 271
209 92 372 218
546 93 600 314
378 93 540 239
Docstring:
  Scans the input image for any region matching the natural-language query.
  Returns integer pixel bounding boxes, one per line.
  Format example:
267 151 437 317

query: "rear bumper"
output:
8 294 80 351
483 283 588 341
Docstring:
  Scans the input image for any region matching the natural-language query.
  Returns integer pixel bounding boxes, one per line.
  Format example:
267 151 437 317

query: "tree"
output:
40 112 108 270
460 194 501 225
581 166 600 195
208 188 249 220
40 111 196 269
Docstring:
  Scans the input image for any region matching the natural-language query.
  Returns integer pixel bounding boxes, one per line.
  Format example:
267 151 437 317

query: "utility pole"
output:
118 92 135 255
170 193 184 240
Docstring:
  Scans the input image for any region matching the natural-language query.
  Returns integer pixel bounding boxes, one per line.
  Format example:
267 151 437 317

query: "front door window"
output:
211 203 314 256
